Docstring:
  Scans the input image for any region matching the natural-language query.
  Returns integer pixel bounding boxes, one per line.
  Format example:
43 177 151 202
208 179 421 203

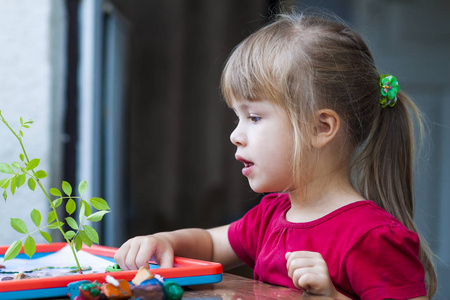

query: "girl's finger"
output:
114 242 130 270
285 251 323 266
135 241 157 269
292 267 317 291
155 249 174 268
124 243 142 270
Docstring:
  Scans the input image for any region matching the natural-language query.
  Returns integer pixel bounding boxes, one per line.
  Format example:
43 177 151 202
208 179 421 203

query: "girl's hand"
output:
285 251 340 298
114 233 175 270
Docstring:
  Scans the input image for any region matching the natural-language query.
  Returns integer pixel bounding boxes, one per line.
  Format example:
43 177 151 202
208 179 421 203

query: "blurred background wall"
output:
0 0 66 244
0 0 449 298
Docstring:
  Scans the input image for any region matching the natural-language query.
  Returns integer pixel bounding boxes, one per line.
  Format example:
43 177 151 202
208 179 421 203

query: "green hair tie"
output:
379 74 399 108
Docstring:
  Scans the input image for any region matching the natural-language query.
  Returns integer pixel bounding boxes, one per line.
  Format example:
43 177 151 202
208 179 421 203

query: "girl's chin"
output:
249 182 293 194
248 183 278 194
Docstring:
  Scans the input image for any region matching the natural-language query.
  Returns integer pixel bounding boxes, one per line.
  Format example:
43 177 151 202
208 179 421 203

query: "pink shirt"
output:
228 193 427 299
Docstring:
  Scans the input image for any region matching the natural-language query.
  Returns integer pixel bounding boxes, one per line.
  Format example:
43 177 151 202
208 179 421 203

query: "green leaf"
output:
1 178 10 189
83 225 99 244
2 190 7 202
46 211 56 224
20 117 24 125
34 170 47 179
19 154 25 162
30 209 41 227
78 180 87 197
79 230 93 247
48 221 64 230
90 197 110 211
0 178 9 189
16 174 26 188
66 198 76 215
65 230 76 240
0 163 14 174
52 198 63 208
40 231 52 244
81 200 91 216
10 218 28 234
74 235 83 251
27 177 36 191
87 210 110 222
19 130 23 137
50 188 62 197
10 175 16 195
24 236 36 258
26 158 40 171
11 162 20 169
65 217 78 230
62 181 72 196
4 240 22 261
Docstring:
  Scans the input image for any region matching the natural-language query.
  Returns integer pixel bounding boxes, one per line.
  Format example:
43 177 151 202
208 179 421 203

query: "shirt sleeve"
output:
344 224 427 300
228 204 262 269
227 194 281 269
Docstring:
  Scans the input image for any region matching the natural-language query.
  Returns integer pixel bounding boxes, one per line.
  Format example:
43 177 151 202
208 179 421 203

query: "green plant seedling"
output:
0 111 111 274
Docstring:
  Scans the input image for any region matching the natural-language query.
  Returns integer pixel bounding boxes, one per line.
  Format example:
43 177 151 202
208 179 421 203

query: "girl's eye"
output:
249 116 261 123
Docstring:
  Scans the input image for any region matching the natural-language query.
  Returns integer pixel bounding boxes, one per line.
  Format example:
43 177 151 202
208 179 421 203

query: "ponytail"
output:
352 91 437 297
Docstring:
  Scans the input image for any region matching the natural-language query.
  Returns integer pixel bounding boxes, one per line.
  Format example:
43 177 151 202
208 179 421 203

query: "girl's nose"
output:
230 126 246 146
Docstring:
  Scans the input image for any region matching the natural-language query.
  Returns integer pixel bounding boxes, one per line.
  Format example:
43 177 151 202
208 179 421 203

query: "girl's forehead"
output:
230 98 288 115
229 98 265 109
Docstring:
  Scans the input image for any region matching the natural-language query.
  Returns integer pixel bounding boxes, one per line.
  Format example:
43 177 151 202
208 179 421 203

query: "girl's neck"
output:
286 169 364 223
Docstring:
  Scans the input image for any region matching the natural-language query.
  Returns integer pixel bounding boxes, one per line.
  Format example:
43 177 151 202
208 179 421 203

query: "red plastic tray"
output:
0 242 222 299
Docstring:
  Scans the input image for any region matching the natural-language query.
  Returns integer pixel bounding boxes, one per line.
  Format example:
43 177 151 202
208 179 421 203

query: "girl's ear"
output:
311 109 340 149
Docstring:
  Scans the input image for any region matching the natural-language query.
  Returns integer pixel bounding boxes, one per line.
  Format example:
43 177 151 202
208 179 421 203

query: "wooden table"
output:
182 273 331 299
52 273 331 299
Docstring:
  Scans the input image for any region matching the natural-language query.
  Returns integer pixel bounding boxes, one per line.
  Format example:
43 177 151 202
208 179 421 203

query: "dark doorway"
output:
108 1 278 241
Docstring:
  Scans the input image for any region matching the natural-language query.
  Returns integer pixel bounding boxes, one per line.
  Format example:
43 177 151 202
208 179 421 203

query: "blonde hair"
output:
221 12 437 297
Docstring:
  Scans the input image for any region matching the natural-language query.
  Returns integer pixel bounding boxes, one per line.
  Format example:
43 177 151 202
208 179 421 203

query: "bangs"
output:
221 25 292 106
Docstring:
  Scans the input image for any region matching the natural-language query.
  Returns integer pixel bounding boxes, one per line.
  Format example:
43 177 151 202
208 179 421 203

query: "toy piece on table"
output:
162 281 183 300
67 280 90 300
67 268 183 300
130 282 163 300
130 268 182 300
134 275 183 300
77 281 102 300
100 275 132 300
0 272 32 281
106 264 122 272
132 266 154 286
131 268 163 300
1 277 14 281
13 272 32 280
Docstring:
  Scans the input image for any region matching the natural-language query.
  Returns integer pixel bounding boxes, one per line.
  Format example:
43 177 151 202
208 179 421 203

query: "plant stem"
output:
0 112 83 274
34 179 84 274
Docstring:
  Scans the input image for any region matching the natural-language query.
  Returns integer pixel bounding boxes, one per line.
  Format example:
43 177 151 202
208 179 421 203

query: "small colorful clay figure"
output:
67 267 183 300
162 281 183 300
100 275 132 300
77 281 102 300
130 283 164 300
131 266 154 285
67 280 90 300
105 264 123 272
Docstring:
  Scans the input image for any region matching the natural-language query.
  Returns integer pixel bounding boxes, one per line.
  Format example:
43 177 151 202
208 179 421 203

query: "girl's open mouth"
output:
236 156 254 176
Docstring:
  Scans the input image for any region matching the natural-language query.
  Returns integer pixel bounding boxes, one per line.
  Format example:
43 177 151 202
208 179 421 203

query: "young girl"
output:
115 12 437 299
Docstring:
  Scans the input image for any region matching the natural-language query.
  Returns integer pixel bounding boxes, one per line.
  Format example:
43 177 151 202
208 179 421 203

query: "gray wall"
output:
0 0 66 244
